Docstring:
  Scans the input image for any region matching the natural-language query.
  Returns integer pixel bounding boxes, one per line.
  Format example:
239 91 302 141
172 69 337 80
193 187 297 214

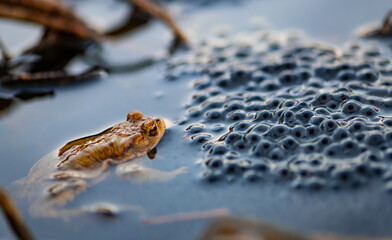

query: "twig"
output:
0 0 97 39
0 67 106 87
142 208 229 225
0 187 34 240
131 0 188 43
104 3 151 37
360 10 392 38
0 37 11 61
381 10 392 35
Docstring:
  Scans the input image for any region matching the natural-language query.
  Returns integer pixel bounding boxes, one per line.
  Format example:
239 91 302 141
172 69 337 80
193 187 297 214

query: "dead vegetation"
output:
359 10 392 38
0 0 188 113
0 187 34 240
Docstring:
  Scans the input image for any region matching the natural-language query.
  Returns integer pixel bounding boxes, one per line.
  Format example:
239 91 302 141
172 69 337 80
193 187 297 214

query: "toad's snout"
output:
155 118 166 131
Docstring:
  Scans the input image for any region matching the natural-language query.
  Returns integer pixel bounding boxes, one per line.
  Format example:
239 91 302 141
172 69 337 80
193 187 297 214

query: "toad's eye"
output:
149 124 158 136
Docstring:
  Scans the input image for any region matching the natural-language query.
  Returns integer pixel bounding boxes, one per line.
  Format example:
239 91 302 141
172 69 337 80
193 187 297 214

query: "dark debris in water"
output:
359 10 392 38
0 89 55 113
166 27 392 190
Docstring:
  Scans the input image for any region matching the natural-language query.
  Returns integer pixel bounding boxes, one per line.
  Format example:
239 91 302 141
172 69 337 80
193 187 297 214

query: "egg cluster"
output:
166 28 392 190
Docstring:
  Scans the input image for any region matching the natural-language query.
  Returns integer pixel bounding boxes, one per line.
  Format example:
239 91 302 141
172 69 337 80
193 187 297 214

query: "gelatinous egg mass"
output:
166 28 392 190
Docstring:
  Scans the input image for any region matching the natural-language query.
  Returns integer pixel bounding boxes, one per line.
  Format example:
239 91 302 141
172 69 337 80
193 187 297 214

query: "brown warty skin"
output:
57 110 166 171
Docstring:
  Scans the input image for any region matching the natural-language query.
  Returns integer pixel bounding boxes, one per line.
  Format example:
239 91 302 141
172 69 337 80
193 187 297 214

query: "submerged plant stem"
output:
0 187 34 240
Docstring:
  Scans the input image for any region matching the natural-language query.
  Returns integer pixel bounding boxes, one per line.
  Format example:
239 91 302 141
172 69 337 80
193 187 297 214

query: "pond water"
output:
1 0 392 239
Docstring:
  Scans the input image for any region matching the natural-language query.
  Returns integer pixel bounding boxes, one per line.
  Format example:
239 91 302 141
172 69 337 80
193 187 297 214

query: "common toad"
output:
11 111 186 218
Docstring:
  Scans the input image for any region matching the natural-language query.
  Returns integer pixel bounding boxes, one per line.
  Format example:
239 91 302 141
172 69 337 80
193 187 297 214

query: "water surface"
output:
1 1 392 239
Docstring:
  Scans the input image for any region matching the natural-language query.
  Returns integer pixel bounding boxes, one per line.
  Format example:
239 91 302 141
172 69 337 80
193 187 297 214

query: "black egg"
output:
254 110 272 122
318 136 332 148
224 101 245 112
243 170 263 182
268 148 285 161
282 99 297 108
224 163 243 175
210 145 228 156
349 121 366 133
307 126 320 138
280 137 299 152
227 110 246 121
385 149 392 161
332 128 350 141
251 71 268 83
315 66 337 80
215 76 231 88
233 139 248 151
303 144 318 154
341 139 360 157
385 132 392 141
337 70 356 81
246 102 266 111
296 110 314 123
252 140 275 157
245 133 261 144
291 126 307 139
233 122 250 132
251 161 270 172
283 110 295 123
191 134 212 145
267 125 290 139
383 120 392 128
260 80 280 92
320 119 338 134
365 133 385 147
324 143 342 158
279 71 298 85
250 123 269 133
186 124 205 134
357 68 378 82
201 170 222 183
310 116 326 125
205 110 223 121
207 158 224 169
342 101 362 115
224 132 243 145
312 93 332 106
360 107 378 118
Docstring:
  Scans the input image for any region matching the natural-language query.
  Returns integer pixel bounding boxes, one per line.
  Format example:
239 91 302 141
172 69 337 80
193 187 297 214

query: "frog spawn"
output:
167 27 392 190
